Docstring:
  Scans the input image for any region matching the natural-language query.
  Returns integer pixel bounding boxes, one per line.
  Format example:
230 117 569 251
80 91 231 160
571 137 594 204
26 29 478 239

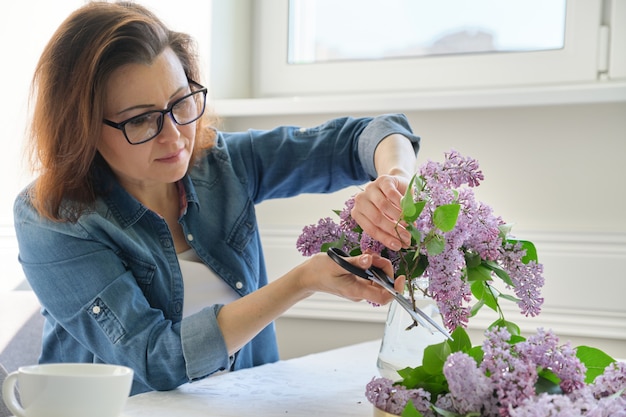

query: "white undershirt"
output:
177 248 240 317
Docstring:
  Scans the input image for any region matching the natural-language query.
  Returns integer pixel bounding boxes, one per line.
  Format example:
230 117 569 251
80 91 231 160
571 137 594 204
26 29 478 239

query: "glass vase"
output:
376 280 447 381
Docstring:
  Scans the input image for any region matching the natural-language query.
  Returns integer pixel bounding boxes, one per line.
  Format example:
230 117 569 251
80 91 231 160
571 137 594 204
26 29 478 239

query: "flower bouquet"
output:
297 151 625 416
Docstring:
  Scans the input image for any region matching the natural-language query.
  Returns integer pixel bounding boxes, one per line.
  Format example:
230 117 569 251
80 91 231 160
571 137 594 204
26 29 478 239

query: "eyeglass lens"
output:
124 90 206 144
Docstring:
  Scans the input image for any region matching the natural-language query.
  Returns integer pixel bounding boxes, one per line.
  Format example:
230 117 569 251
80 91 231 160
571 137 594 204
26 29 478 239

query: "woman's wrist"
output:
374 134 417 179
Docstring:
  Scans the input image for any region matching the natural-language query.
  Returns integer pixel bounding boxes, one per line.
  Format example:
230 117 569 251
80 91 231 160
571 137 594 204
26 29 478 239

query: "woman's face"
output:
99 48 195 192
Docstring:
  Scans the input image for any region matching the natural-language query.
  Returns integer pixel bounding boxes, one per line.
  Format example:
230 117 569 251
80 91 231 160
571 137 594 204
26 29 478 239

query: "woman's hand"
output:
351 132 417 251
218 251 404 355
297 251 405 306
351 174 412 251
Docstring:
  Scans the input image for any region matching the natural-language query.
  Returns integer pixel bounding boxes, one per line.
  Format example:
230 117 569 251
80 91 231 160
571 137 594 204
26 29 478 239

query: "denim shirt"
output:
13 114 419 395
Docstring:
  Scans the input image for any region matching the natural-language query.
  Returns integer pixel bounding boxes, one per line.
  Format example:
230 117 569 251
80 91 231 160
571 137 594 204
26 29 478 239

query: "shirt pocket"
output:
226 199 256 254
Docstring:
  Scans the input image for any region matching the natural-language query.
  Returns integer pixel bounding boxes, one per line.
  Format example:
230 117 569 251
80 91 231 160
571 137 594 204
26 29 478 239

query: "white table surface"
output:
122 340 383 417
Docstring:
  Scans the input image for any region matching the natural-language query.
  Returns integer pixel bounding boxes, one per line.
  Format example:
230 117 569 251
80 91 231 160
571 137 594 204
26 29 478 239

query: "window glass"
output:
288 0 566 64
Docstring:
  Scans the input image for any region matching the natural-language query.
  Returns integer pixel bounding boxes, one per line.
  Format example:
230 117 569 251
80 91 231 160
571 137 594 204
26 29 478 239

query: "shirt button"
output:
235 282 243 289
92 306 101 314
187 234 194 242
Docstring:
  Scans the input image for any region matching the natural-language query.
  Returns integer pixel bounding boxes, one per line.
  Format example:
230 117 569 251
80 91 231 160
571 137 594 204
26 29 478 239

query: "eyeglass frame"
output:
102 79 208 145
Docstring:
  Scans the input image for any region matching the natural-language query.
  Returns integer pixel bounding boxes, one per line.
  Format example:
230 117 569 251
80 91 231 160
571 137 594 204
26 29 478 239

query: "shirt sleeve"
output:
219 113 420 203
357 113 421 179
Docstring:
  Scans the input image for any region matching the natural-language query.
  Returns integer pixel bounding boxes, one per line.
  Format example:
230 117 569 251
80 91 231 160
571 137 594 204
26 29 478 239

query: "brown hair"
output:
27 1 216 222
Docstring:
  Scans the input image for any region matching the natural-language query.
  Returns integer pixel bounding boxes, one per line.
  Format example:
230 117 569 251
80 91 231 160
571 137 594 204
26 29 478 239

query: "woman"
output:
14 2 420 395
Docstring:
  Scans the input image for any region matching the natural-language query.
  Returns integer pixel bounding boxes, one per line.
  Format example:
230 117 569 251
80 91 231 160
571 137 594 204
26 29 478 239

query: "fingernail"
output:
359 255 370 265
389 241 401 251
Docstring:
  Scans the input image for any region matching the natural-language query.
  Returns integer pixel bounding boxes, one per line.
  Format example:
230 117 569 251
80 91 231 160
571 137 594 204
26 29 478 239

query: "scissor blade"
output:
367 271 453 341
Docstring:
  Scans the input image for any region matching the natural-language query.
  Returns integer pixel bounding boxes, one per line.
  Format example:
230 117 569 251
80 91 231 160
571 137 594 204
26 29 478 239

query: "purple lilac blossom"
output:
480 327 538 416
442 352 492 414
295 217 342 256
419 149 484 190
590 361 626 399
509 390 626 417
516 329 586 393
365 377 434 416
425 245 472 330
360 232 385 254
457 188 503 261
508 392 587 417
500 241 545 317
339 196 358 232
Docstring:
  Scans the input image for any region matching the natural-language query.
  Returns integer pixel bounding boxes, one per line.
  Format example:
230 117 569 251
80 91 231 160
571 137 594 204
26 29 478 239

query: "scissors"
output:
327 247 452 340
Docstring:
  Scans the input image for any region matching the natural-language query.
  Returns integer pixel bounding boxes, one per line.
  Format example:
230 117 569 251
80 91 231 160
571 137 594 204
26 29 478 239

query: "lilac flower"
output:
480 327 538 416
443 352 492 414
500 241 545 317
508 393 587 417
296 217 342 256
339 196 358 232
425 246 472 329
444 149 484 188
419 149 484 190
509 390 626 417
588 395 626 416
590 361 626 399
457 188 503 261
516 329 586 393
360 232 385 254
365 377 434 416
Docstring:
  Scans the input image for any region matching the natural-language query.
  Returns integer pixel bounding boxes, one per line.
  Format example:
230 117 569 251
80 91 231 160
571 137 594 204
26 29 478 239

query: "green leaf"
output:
411 254 429 278
471 281 498 312
433 204 460 232
425 234 445 256
467 264 492 282
406 224 422 245
464 251 482 268
537 368 560 385
470 280 485 299
482 261 514 287
401 401 424 417
576 345 616 384
469 298 485 317
319 235 346 253
499 293 521 303
401 176 419 222
397 366 448 396
508 239 538 264
490 318 521 336
447 327 472 352
467 346 484 364
535 373 563 395
422 340 451 375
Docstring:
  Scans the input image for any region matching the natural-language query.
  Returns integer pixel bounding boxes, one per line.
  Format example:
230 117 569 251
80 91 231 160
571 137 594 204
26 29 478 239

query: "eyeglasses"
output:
103 80 208 145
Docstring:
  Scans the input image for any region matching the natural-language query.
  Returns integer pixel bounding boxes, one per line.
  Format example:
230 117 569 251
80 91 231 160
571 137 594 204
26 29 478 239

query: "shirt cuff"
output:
357 113 421 178
180 304 232 381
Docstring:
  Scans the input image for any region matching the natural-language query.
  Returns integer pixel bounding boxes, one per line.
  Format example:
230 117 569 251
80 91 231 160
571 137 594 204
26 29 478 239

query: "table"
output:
123 340 383 417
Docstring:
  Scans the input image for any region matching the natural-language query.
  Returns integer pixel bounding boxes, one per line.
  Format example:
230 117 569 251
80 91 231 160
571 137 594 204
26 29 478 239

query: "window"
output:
288 0 567 64
252 0 610 97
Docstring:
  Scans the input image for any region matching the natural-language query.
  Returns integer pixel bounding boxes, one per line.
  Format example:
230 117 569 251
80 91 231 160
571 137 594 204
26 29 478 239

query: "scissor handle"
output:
327 247 395 287
326 247 370 279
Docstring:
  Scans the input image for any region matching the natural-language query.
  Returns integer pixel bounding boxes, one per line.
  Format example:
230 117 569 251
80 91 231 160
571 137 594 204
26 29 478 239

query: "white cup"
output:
2 363 133 417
